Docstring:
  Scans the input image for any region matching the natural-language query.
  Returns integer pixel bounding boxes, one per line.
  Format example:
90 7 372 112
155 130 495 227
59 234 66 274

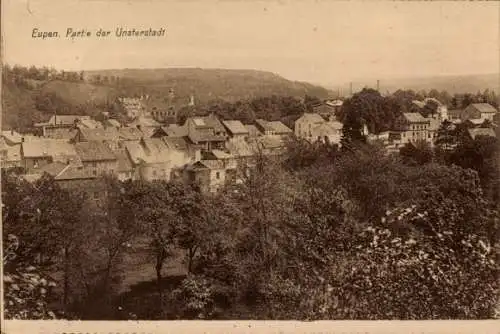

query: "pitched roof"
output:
118 127 144 141
41 115 91 126
54 164 98 180
222 120 249 135
255 119 274 132
125 138 176 164
468 103 498 114
22 139 79 160
161 124 188 137
2 130 23 145
75 141 116 161
468 128 496 139
163 136 188 151
298 113 325 123
79 127 120 141
403 112 428 123
38 162 68 177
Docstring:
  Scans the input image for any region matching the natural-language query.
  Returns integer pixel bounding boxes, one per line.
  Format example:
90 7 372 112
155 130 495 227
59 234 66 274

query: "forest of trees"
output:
3 130 499 319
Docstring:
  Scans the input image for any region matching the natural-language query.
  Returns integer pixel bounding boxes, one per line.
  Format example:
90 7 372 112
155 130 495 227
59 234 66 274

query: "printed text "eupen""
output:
31 27 167 40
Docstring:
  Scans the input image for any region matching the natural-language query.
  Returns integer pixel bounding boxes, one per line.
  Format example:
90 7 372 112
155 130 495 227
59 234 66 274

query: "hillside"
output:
329 73 500 96
86 68 333 102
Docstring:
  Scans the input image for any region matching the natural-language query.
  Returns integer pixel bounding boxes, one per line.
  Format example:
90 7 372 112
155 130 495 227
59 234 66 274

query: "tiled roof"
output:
222 120 249 135
403 112 428 123
125 138 178 165
468 128 496 139
468 103 498 114
79 127 120 141
75 141 116 162
22 139 78 160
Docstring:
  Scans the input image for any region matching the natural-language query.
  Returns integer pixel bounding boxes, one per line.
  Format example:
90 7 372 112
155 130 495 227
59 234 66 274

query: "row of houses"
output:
1 113 295 196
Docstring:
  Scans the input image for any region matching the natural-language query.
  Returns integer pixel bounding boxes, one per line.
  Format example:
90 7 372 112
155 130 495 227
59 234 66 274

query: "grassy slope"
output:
86 68 333 103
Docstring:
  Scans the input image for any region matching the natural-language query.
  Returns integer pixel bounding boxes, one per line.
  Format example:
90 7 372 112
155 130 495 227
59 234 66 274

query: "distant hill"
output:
85 68 333 102
329 73 500 96
2 68 332 131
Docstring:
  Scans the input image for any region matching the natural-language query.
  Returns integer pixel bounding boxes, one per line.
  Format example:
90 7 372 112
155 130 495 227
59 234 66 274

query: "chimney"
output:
377 80 380 92
350 82 353 96
11 130 13 135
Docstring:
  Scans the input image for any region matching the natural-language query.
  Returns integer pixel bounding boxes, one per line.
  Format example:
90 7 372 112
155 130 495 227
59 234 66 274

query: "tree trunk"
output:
155 253 164 308
63 246 70 310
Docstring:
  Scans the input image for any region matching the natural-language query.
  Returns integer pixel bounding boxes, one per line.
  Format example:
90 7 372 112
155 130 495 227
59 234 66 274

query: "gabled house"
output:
125 138 191 181
295 113 325 140
185 114 227 151
34 115 92 139
461 103 498 123
2 130 23 146
21 139 81 172
184 160 227 194
255 119 292 137
310 121 343 145
0 137 22 169
222 120 249 141
393 112 432 144
74 141 118 177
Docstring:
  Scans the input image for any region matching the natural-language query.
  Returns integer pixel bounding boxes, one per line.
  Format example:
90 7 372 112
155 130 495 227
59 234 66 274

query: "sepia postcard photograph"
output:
1 0 499 333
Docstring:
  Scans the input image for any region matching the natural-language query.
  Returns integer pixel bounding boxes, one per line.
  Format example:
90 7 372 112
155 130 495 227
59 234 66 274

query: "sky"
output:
2 0 499 86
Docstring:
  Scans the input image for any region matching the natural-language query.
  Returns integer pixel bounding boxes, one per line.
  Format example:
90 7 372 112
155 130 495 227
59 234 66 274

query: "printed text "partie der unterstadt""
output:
32 27 167 39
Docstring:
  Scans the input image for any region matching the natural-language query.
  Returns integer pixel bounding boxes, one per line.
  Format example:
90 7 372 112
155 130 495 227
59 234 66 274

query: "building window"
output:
93 170 97 176
92 162 97 168
152 170 157 177
216 171 220 179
